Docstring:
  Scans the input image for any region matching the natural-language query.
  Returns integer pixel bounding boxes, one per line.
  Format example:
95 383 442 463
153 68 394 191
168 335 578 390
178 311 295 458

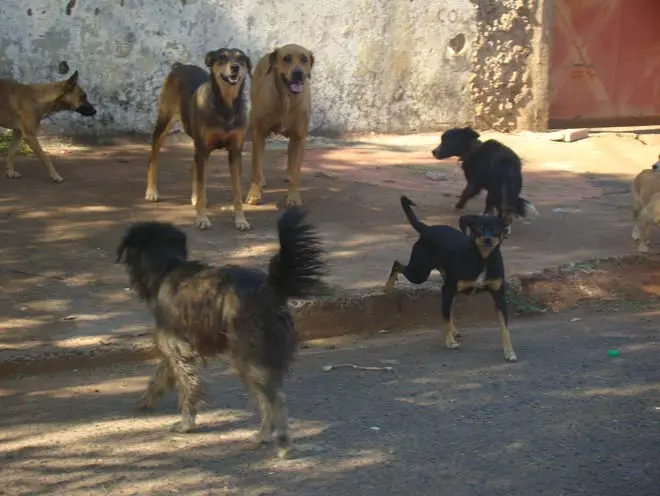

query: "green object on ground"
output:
608 349 620 357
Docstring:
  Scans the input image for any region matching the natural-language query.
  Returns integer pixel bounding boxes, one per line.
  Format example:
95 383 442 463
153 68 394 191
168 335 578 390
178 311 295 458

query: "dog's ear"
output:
245 55 253 78
463 126 480 140
308 51 315 78
266 49 278 75
459 214 478 235
63 70 79 92
204 50 217 68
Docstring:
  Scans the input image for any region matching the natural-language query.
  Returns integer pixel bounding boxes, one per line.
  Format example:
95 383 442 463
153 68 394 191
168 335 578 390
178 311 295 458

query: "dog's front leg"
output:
489 286 518 362
246 128 266 205
193 146 212 230
22 134 63 183
455 183 480 210
286 137 305 207
228 147 251 231
441 284 460 349
5 130 24 179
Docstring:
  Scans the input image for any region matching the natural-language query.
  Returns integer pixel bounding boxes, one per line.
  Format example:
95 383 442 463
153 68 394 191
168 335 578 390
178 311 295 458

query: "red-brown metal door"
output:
550 0 660 127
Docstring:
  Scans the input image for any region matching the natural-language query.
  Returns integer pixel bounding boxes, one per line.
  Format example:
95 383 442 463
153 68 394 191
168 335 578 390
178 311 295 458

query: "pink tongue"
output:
290 83 303 93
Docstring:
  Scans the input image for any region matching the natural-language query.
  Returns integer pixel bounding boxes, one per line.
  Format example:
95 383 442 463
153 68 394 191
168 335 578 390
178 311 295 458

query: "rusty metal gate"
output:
550 0 660 127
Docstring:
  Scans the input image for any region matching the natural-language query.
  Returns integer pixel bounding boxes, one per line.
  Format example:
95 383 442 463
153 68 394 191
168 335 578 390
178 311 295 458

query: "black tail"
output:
400 195 427 233
267 208 327 299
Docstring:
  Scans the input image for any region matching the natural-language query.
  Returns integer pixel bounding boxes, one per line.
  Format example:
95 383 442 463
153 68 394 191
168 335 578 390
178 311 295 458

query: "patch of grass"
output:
0 130 32 157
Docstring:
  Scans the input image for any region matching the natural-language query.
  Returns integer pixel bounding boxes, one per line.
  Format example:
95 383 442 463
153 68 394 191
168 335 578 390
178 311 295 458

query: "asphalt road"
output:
1 312 659 496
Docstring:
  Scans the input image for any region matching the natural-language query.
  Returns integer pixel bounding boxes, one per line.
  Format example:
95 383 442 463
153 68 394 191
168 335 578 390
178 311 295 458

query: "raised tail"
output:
400 195 427 233
267 208 327 299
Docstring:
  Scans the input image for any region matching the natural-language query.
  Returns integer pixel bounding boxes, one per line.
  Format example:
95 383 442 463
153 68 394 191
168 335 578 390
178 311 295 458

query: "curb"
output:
0 277 547 378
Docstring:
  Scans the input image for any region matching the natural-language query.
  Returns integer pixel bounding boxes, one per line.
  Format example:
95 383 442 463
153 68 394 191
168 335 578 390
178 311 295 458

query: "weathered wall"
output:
0 0 482 137
469 0 551 132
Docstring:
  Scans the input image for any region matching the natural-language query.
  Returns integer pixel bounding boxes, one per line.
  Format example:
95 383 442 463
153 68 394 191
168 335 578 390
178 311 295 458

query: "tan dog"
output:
246 44 314 207
145 48 251 230
0 71 97 182
631 157 660 252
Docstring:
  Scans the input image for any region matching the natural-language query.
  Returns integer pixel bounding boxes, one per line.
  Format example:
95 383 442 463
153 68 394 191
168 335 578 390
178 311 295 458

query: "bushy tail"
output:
267 208 327 299
517 197 540 218
400 195 427 233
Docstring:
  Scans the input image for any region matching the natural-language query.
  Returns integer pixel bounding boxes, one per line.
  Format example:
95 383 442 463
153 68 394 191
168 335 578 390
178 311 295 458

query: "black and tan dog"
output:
245 43 314 207
384 195 517 362
631 155 660 252
145 48 252 231
116 208 326 458
432 126 539 233
0 71 96 182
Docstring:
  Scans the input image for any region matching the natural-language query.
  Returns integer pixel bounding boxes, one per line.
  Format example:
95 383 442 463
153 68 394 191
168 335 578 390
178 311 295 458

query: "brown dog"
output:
246 44 314 207
0 71 97 182
632 156 660 252
145 48 252 230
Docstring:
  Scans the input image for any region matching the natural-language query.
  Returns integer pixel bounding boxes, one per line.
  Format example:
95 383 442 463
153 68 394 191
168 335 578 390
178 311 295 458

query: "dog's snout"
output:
482 237 493 248
230 63 240 74
291 68 304 82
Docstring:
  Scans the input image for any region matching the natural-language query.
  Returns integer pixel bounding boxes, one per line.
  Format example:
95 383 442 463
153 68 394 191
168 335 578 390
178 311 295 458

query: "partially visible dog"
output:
145 48 252 231
431 126 539 233
246 44 314 207
384 195 517 362
116 208 326 457
0 71 97 182
631 155 660 252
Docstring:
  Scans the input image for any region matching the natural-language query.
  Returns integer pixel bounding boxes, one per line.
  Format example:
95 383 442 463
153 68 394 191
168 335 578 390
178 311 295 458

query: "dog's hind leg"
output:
441 284 460 350
489 286 517 362
384 242 433 292
136 358 175 412
155 330 202 432
5 129 24 179
145 110 175 202
228 147 251 231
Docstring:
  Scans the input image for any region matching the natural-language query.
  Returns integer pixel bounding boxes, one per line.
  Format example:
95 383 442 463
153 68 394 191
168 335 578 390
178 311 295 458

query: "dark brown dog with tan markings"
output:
246 44 314 207
145 48 252 231
0 71 97 182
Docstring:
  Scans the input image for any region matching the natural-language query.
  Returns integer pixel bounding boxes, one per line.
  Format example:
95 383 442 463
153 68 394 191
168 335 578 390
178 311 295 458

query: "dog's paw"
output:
286 192 302 208
169 421 195 433
145 188 160 202
445 340 461 350
234 214 251 231
504 351 518 363
51 173 64 183
245 185 263 205
134 400 154 413
637 243 650 253
6 170 22 179
196 216 212 230
253 432 273 446
632 227 640 241
453 202 464 211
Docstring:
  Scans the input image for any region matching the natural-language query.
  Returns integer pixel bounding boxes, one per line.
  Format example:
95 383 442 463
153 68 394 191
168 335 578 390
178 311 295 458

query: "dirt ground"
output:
2 128 660 360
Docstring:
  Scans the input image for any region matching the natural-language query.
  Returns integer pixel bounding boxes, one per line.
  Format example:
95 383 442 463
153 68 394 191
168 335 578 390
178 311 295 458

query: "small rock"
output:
424 171 447 181
313 170 338 179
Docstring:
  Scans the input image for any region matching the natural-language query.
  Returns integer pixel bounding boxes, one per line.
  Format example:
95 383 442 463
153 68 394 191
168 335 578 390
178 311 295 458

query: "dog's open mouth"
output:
222 74 240 85
281 75 304 94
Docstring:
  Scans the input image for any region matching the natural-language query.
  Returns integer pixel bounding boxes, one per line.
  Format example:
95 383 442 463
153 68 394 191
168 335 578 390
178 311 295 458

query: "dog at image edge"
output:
384 195 517 362
631 154 660 252
115 208 327 458
432 126 539 233
0 71 97 182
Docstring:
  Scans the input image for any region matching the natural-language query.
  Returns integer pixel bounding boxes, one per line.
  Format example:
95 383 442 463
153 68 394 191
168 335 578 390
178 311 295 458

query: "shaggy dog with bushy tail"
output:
115 208 326 457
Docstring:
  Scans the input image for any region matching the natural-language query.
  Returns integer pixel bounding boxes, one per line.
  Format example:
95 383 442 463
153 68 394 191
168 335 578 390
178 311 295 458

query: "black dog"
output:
431 126 539 233
384 195 517 362
116 208 326 458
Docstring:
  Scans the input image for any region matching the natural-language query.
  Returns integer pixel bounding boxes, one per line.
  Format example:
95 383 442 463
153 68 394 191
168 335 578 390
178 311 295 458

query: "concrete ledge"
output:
0 279 546 378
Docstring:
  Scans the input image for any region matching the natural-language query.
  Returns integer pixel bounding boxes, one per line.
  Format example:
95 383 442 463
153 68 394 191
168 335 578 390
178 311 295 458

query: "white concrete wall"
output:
0 0 477 136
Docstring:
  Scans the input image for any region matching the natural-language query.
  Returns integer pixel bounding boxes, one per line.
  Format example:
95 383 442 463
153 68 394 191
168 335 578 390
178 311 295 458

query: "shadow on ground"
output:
1 312 659 495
